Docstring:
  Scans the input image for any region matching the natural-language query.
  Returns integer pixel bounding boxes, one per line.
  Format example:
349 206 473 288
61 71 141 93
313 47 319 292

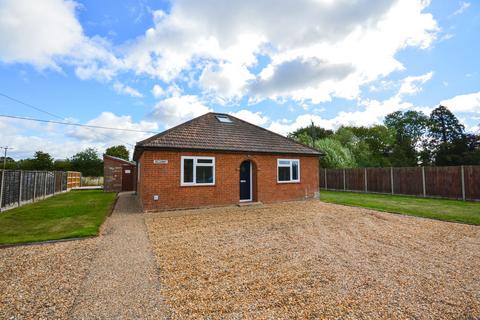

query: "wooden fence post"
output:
461 165 466 201
343 169 346 191
18 171 23 207
53 172 56 195
422 167 426 197
33 171 37 202
390 167 394 195
0 170 5 212
364 168 368 192
43 172 47 199
324 168 328 190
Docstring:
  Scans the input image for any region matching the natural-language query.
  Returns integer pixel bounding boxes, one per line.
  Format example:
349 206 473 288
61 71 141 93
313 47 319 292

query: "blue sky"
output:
0 0 479 159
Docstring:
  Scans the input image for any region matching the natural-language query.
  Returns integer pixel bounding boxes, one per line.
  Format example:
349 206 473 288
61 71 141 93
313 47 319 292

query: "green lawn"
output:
0 190 117 245
320 190 480 225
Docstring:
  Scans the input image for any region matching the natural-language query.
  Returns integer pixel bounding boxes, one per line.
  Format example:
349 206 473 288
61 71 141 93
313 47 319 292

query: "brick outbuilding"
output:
103 154 136 192
133 113 321 212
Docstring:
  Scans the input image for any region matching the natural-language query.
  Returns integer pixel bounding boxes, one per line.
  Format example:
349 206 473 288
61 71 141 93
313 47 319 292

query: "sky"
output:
0 0 479 160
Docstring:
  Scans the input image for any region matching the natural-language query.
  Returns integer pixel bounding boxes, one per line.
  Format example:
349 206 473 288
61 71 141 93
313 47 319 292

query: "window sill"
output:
180 183 216 187
277 181 301 184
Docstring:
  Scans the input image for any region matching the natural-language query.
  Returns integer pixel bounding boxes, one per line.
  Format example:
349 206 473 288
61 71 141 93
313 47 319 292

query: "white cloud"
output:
228 110 269 126
452 1 471 16
0 0 439 105
151 84 165 98
0 113 158 159
0 0 121 78
67 112 158 143
397 71 433 97
0 0 82 69
267 72 434 135
440 91 480 113
113 82 143 98
148 95 212 128
122 0 437 103
199 62 254 102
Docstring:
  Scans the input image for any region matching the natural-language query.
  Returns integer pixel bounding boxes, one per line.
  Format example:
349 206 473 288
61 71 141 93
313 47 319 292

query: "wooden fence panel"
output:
326 169 344 190
21 171 35 202
425 166 463 199
465 166 480 200
67 171 81 189
322 166 479 201
345 168 365 191
319 169 325 189
392 167 423 196
367 168 391 193
0 170 75 212
1 171 21 208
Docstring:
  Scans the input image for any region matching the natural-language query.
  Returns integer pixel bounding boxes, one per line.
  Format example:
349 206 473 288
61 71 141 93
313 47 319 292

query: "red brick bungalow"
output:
133 112 321 212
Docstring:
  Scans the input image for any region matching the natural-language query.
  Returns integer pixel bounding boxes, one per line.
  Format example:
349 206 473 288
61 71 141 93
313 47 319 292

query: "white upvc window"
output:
277 159 300 183
181 156 215 186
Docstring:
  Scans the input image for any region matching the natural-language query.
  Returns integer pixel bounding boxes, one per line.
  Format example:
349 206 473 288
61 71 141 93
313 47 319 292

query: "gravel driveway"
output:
0 192 168 320
146 200 480 319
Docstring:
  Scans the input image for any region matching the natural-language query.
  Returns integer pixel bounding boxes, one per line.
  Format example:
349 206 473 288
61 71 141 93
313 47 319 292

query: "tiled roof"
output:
103 154 135 165
134 112 321 158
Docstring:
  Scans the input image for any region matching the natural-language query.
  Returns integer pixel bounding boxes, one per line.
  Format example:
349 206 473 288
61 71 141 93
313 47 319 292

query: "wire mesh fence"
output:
320 165 480 201
0 170 81 212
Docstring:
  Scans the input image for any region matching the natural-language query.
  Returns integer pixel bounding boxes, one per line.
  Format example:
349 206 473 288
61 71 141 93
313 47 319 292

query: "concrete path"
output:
71 192 168 319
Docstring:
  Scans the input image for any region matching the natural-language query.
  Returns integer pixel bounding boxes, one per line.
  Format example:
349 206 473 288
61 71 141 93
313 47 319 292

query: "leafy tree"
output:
31 151 54 170
314 138 356 168
428 106 467 165
53 159 72 171
288 123 333 146
429 105 465 144
16 151 54 170
384 110 430 166
0 157 16 169
334 125 395 167
105 145 129 160
70 148 103 176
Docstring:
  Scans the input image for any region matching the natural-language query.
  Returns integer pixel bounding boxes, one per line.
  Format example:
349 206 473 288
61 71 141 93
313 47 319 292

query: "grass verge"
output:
320 190 480 225
0 190 117 245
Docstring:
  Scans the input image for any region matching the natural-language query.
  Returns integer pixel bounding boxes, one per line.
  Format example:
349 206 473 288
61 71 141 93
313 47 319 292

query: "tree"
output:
288 123 333 146
70 148 103 176
105 145 129 160
53 159 72 171
334 125 395 167
314 138 356 168
384 110 429 166
31 151 54 170
428 106 467 165
0 157 16 169
16 151 54 170
429 105 465 144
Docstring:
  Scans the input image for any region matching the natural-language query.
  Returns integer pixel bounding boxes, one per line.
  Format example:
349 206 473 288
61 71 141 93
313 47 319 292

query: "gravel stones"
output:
0 239 98 319
146 200 480 319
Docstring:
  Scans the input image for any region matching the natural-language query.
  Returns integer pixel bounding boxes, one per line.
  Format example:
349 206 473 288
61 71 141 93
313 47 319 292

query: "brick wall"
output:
103 156 136 192
137 150 319 212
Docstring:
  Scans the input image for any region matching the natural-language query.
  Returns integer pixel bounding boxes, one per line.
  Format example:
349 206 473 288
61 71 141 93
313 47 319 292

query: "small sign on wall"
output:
153 159 168 164
124 169 131 174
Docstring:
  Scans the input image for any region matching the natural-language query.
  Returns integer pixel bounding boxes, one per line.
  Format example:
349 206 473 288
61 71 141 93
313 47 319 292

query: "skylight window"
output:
216 115 233 123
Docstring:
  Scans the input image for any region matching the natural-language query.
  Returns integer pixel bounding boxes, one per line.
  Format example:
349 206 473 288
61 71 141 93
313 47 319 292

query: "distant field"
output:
320 190 480 225
0 190 116 245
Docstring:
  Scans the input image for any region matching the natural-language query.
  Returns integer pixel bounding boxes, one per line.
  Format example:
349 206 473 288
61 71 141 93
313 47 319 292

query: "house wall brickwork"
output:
137 150 319 212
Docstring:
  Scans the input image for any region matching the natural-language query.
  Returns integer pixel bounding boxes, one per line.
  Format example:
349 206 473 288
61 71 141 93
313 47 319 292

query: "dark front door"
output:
240 161 251 201
121 166 134 191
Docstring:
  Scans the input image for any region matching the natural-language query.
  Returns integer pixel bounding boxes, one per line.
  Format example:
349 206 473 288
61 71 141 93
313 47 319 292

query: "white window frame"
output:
181 156 215 186
277 159 300 183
